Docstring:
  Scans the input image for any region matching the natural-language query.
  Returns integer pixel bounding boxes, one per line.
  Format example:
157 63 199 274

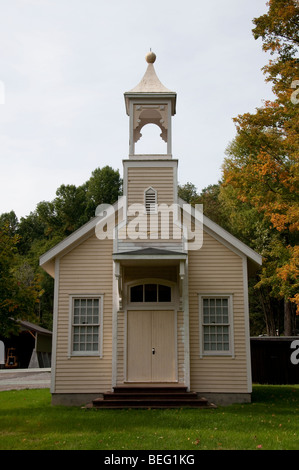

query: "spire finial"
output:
145 50 156 64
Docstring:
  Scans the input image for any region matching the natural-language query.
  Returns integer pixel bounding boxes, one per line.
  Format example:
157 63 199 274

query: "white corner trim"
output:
112 261 119 389
183 257 190 390
243 256 252 393
50 258 59 394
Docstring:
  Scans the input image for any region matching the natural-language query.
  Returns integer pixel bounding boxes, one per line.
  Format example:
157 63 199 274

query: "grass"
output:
0 385 298 450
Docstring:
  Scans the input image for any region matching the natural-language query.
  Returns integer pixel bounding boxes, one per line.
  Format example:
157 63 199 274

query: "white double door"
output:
127 310 176 382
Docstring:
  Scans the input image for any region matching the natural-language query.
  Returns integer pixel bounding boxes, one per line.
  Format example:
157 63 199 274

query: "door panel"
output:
127 310 175 382
127 311 152 381
152 311 175 381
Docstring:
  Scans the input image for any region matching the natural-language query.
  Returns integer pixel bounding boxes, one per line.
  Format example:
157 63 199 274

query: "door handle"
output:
152 348 155 355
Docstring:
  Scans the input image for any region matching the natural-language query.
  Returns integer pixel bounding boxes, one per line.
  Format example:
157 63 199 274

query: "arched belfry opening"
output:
124 51 177 157
135 122 167 155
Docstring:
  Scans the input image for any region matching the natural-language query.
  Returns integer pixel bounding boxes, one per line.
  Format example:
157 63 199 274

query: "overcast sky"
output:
0 0 275 220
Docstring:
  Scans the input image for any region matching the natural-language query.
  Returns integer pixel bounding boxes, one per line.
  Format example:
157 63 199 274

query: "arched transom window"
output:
130 283 171 303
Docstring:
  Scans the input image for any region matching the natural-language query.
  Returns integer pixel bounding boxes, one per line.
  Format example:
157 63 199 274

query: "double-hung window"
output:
199 295 234 357
70 296 103 356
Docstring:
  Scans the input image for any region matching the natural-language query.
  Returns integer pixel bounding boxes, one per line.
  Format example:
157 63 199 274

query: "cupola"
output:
124 51 177 157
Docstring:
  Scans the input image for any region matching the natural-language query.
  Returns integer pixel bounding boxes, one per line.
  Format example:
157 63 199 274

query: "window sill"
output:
69 353 102 358
200 353 234 359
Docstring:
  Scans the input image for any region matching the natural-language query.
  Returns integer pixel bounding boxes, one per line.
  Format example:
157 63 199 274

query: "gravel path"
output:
0 369 51 391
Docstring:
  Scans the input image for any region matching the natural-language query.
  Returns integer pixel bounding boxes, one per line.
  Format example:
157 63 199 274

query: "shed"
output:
0 320 52 369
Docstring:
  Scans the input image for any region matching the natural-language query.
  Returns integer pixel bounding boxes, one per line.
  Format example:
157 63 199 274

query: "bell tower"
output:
120 52 179 242
124 51 177 158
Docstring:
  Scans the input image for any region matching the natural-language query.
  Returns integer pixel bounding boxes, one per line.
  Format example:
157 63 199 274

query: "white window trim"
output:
68 294 104 358
198 294 234 358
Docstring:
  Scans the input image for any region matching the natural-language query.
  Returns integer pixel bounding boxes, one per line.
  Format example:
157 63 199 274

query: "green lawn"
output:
0 385 298 450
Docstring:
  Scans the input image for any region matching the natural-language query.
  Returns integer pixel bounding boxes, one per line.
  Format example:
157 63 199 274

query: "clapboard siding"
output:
127 166 174 206
188 229 249 393
54 235 113 394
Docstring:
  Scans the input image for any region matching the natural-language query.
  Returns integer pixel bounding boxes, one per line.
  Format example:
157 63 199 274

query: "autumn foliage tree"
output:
0 166 122 336
222 0 299 334
0 224 43 337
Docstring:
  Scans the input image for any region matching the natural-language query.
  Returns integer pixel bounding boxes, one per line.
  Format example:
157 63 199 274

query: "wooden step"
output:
92 398 215 409
102 392 200 400
91 386 216 409
113 386 188 394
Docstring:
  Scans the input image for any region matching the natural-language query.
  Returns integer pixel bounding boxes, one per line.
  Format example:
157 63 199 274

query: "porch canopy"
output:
112 247 187 265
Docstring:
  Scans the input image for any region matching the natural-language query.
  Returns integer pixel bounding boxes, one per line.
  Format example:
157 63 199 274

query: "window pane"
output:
72 298 100 354
202 299 230 353
158 284 171 302
131 285 143 302
144 284 157 302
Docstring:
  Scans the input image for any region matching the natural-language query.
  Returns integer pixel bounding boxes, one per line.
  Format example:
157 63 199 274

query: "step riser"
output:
91 387 216 409
93 404 213 409
113 387 188 394
94 398 208 404
103 393 198 400
93 399 211 407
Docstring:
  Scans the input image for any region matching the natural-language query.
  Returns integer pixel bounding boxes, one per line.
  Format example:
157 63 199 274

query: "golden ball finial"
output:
145 50 156 64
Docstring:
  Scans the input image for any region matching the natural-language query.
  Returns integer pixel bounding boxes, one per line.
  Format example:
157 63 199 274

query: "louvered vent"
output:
145 187 157 214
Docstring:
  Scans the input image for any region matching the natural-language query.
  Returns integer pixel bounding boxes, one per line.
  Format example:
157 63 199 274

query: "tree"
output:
86 166 122 218
33 166 122 240
178 182 200 204
0 165 123 333
53 184 89 235
0 211 18 235
0 224 43 337
222 0 299 333
178 182 228 228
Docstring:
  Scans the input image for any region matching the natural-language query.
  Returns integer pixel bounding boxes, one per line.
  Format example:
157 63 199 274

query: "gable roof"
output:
39 197 262 277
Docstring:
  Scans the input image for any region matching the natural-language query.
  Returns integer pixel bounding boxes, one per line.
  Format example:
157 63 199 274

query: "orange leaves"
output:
256 150 280 177
220 0 299 320
292 294 299 314
276 246 299 313
277 246 299 282
223 144 298 233
269 213 289 232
